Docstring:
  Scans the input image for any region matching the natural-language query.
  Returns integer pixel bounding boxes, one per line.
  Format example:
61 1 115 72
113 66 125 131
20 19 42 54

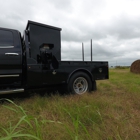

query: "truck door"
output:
0 29 22 86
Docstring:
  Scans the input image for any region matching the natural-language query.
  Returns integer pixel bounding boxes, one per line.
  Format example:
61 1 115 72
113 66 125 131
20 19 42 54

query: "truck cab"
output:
0 28 22 88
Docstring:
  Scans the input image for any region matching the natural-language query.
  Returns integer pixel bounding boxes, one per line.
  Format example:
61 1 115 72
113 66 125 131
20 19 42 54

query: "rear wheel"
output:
68 72 92 95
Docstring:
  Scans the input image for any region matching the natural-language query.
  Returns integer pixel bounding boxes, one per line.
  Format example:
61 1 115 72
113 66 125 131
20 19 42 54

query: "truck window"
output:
0 30 14 47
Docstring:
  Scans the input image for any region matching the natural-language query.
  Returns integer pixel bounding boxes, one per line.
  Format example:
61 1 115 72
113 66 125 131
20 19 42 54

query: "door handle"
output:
5 53 19 56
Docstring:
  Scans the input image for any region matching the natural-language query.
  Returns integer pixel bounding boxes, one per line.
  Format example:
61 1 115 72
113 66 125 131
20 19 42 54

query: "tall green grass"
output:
0 68 140 139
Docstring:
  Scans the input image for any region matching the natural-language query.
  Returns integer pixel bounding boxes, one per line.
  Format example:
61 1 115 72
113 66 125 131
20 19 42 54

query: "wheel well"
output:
67 69 94 83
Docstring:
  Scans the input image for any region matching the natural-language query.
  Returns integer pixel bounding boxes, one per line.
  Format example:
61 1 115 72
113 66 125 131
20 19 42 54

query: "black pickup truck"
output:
0 21 108 95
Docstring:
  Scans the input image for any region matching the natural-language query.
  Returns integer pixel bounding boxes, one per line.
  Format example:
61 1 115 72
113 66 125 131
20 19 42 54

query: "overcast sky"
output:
0 0 140 66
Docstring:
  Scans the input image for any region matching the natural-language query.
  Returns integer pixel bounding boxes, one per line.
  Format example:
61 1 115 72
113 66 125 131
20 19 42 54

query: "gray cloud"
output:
107 15 140 40
49 0 72 10
0 0 140 66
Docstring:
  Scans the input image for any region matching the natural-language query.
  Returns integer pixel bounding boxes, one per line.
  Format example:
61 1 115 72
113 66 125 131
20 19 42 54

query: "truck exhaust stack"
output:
82 42 84 61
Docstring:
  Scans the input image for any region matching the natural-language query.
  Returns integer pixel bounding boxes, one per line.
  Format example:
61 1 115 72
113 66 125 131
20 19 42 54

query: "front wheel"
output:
68 72 92 95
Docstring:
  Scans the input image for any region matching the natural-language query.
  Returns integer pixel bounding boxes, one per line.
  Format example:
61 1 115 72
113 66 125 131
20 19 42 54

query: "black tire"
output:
68 72 92 94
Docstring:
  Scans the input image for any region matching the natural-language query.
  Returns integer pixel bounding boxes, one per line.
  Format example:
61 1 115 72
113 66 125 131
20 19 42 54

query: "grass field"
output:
0 68 140 140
